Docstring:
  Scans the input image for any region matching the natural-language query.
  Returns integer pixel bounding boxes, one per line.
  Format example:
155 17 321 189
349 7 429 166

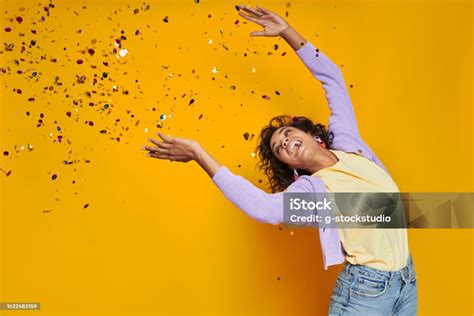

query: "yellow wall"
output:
1 0 472 315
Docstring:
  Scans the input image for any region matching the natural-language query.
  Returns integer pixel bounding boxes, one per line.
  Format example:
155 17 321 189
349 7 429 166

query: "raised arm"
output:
293 40 360 137
142 132 326 225
212 166 326 225
238 4 361 142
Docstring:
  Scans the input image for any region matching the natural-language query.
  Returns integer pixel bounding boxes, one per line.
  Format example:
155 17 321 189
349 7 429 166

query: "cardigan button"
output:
357 149 363 154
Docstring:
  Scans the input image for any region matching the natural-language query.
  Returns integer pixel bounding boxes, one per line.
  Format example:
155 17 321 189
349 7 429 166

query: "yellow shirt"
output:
313 150 409 271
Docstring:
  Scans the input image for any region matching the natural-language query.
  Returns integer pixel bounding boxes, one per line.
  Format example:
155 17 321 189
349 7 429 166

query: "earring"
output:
293 169 299 181
313 136 327 148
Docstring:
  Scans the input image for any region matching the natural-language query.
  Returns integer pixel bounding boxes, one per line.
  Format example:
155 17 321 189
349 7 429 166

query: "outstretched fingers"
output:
238 11 263 26
239 4 264 18
256 5 272 15
148 152 189 162
156 131 174 143
250 30 266 37
142 145 170 154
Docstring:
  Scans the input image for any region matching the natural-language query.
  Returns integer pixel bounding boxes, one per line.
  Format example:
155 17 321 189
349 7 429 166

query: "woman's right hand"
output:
142 132 201 163
237 4 290 37
142 132 223 178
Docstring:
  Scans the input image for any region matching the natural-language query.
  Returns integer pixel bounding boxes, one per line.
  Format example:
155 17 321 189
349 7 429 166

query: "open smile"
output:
287 139 302 157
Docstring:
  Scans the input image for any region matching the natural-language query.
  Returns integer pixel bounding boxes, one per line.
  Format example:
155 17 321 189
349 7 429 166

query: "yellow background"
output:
1 0 473 315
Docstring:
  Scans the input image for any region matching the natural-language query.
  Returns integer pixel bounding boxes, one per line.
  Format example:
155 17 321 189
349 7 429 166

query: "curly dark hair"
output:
256 115 333 193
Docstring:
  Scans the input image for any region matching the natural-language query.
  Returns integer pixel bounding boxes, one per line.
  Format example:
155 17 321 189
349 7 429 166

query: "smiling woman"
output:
141 3 418 315
257 115 336 193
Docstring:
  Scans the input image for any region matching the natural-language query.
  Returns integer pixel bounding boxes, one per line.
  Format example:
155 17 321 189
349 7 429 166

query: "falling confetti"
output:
262 95 270 100
0 168 12 177
118 48 128 57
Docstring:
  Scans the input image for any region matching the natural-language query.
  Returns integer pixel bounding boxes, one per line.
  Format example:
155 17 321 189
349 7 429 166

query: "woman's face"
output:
269 126 321 170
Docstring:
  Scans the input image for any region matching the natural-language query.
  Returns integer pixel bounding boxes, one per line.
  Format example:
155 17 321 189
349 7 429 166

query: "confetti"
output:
211 66 218 73
51 174 58 180
5 27 12 32
163 16 168 23
262 95 270 100
0 168 12 177
274 44 279 50
76 59 84 64
235 5 240 11
118 48 128 57
160 114 166 120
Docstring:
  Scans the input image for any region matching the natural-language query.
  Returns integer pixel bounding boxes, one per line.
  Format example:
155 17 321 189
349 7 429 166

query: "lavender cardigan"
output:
212 41 390 270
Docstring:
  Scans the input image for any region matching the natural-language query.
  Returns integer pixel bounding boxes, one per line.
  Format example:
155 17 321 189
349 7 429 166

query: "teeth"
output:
288 140 301 155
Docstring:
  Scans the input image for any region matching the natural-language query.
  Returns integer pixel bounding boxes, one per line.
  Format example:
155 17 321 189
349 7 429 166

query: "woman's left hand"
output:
237 4 289 37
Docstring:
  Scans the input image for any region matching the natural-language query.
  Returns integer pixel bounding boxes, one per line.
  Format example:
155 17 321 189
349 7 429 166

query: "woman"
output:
142 4 418 315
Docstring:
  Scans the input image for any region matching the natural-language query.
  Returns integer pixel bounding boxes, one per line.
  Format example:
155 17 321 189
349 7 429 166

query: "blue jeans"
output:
328 254 418 315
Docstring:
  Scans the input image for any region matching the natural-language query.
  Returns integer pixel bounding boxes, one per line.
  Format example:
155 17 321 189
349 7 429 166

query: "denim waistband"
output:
343 254 415 282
